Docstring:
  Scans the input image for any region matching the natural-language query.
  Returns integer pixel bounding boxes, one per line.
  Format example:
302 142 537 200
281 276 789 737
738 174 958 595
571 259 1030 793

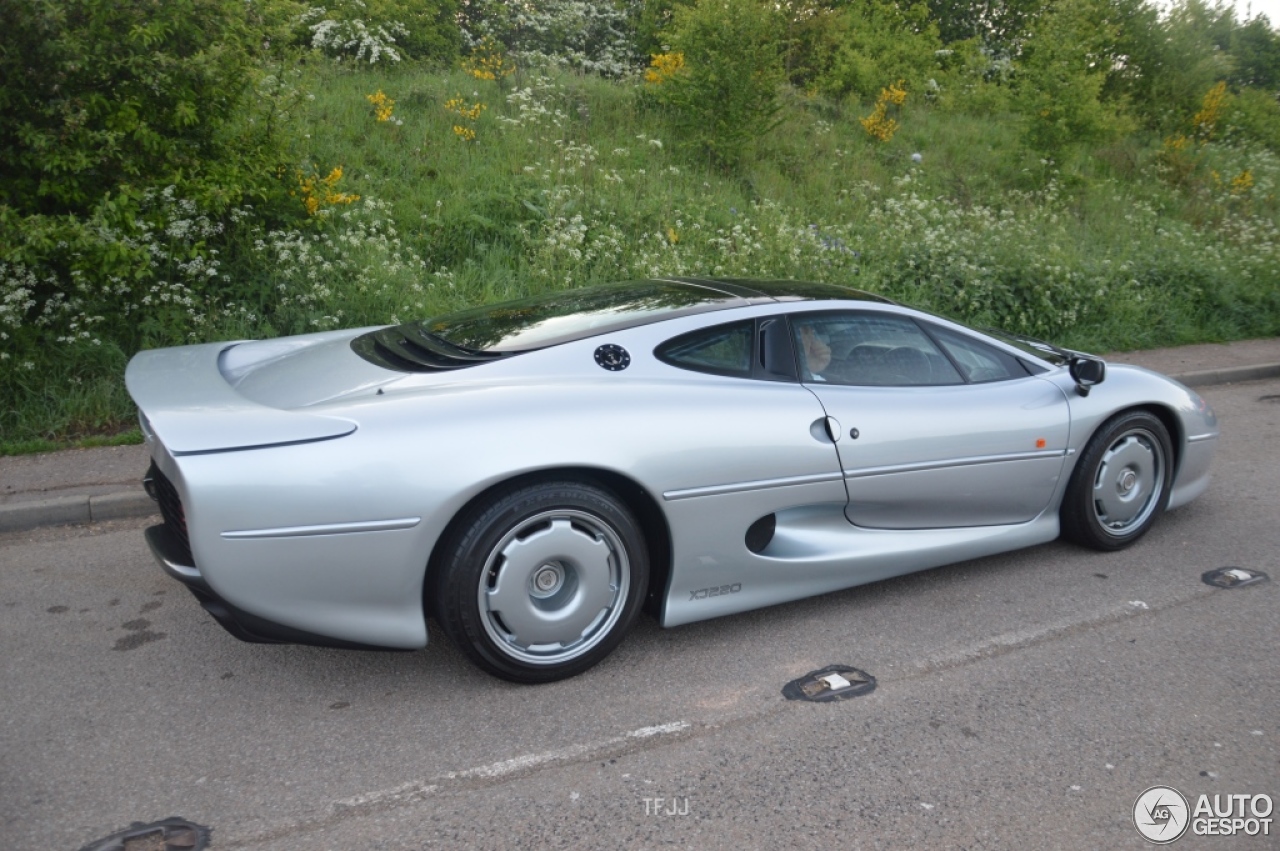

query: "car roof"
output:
656 277 896 305
352 279 897 372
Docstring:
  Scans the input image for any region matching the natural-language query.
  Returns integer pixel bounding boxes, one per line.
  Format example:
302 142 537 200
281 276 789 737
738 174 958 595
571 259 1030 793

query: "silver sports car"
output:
126 278 1218 682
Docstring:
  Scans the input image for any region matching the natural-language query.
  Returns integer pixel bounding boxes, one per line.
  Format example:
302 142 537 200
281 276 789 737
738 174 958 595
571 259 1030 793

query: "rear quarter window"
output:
655 320 754 378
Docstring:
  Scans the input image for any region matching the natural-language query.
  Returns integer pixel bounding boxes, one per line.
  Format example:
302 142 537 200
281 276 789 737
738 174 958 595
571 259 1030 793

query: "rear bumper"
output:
143 523 405 652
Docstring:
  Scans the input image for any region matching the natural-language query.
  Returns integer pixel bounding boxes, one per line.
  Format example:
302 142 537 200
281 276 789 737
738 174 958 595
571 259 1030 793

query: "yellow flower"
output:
860 82 906 142
296 165 359 216
366 90 395 122
445 96 485 142
462 37 515 82
444 97 486 121
666 227 679 244
1231 169 1254 194
1192 81 1227 142
645 52 685 86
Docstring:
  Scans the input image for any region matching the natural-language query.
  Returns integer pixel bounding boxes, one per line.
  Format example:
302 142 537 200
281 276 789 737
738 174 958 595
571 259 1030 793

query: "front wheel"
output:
431 480 649 683
1061 410 1173 551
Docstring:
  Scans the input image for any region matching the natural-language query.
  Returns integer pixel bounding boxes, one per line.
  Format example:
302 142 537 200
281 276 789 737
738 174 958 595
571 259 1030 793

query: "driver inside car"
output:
799 324 832 381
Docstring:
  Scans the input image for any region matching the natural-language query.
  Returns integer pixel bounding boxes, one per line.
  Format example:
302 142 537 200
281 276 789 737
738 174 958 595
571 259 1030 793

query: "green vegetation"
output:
2 0 1278 451
653 0 786 167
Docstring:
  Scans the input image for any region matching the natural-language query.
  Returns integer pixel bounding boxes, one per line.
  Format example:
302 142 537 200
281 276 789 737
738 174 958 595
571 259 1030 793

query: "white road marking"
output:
333 721 691 813
628 721 689 738
911 595 1203 675
332 781 439 811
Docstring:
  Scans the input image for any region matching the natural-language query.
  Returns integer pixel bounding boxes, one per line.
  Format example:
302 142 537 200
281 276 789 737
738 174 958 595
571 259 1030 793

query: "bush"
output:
0 0 281 216
932 39 1016 116
298 0 460 65
460 0 639 77
1015 0 1130 155
1224 87 1280 151
0 0 299 437
807 0 942 104
654 0 785 168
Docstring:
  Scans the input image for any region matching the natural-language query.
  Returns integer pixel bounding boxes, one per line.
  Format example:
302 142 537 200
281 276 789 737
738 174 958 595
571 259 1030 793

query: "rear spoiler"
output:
126 342 357 455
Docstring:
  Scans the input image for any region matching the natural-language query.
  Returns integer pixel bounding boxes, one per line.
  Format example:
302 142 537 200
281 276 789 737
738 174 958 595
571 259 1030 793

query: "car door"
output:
651 315 843 497
790 310 1071 529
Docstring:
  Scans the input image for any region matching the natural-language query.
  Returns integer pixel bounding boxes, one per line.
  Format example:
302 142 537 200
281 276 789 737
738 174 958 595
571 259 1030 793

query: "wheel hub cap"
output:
479 510 629 665
1092 431 1164 535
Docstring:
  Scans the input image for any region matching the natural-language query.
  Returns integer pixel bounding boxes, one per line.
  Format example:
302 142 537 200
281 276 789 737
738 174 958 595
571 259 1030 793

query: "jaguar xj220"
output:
126 279 1218 682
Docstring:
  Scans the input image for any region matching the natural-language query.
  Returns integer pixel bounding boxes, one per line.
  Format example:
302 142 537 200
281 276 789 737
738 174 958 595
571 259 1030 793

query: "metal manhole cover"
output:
78 818 211 851
1202 567 1270 589
783 665 876 702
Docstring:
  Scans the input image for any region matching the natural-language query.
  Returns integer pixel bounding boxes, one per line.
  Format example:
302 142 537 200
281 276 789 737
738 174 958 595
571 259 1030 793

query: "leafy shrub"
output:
298 0 461 66
300 0 409 64
0 0 299 434
0 0 274 216
1224 87 1280 151
460 0 639 77
806 0 942 104
655 0 785 168
931 39 1016 116
384 0 461 64
925 0 1043 56
1015 0 1130 154
1112 0 1235 135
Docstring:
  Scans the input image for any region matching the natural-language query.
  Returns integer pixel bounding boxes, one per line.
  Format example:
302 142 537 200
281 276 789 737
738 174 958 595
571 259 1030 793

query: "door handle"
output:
809 416 842 444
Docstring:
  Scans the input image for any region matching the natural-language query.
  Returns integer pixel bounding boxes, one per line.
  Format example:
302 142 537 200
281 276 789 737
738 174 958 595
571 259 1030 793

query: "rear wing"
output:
126 342 356 456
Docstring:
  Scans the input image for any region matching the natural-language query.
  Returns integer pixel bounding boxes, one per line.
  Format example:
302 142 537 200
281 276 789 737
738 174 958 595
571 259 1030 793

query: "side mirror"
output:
1068 356 1106 396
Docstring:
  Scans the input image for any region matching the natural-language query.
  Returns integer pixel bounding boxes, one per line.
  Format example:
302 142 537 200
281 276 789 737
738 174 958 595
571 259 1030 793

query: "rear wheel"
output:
432 480 648 683
1061 410 1173 551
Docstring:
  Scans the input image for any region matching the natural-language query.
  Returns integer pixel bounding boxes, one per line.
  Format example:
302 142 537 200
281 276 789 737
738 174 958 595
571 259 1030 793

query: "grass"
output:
2 60 1277 453
0 429 142 458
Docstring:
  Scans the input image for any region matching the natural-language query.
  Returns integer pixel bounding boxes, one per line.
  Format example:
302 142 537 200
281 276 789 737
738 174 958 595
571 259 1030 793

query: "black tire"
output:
431 480 649 683
1061 410 1173 551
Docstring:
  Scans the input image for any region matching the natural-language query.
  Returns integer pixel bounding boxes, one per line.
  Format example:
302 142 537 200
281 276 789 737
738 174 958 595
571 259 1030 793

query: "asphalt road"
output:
2 379 1277 851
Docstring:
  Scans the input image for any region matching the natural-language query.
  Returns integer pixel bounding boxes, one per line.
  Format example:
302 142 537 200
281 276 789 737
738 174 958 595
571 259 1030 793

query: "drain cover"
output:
78 818 211 851
1202 567 1270 589
783 665 876 702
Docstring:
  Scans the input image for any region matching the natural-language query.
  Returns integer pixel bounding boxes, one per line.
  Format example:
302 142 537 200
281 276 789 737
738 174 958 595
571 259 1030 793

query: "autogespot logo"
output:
1133 785 1276 842
1134 786 1191 844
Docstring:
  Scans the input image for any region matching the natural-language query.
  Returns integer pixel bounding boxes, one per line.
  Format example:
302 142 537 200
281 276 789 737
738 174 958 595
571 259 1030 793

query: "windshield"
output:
414 280 746 352
981 327 1070 365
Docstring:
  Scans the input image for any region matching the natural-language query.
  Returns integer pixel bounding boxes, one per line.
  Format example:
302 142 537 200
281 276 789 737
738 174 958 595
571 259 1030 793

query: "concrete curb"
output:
2 362 1277 536
1172 362 1280 388
0 491 158 534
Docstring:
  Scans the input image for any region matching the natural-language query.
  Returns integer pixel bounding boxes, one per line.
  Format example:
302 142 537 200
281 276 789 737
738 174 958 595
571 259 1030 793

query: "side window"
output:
927 324 1030 383
655 320 754 378
791 312 964 386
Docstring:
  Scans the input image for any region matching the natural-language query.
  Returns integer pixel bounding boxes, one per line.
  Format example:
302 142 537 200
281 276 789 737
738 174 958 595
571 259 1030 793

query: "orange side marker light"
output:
1035 438 1047 449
